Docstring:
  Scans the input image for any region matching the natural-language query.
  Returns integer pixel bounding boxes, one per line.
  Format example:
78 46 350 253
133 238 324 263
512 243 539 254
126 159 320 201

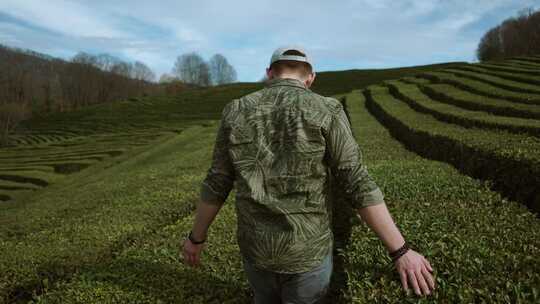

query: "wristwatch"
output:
188 231 206 245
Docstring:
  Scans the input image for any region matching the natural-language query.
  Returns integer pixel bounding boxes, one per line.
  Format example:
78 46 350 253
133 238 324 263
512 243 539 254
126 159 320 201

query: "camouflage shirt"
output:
200 77 384 273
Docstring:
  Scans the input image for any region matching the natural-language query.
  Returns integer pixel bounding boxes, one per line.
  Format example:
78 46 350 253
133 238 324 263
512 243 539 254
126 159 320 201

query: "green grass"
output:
0 83 263 203
0 123 248 303
2 57 540 303
513 55 540 64
419 82 540 120
476 62 540 76
443 68 540 95
507 59 540 68
310 62 467 96
453 65 540 86
365 84 540 212
420 71 540 104
384 80 540 137
340 91 540 303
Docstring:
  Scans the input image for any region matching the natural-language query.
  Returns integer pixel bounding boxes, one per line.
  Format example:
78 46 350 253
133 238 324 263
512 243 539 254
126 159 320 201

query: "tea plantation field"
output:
1 59 539 303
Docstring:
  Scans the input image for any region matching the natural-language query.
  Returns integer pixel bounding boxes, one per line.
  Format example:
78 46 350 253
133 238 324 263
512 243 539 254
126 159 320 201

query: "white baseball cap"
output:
269 45 313 69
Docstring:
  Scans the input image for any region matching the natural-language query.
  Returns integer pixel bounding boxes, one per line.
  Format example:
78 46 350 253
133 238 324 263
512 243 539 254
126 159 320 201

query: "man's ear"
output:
305 72 316 88
266 68 273 80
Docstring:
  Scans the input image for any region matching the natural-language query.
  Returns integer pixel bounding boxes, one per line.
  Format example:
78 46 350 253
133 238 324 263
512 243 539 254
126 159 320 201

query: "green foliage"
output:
384 80 540 137
310 62 466 96
341 92 540 303
455 65 540 86
420 71 540 104
476 62 540 76
2 57 540 303
443 68 540 95
365 84 540 212
420 82 540 120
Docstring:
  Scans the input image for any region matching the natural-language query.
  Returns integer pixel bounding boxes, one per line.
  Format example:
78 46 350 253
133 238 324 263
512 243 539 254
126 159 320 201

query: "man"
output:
183 46 435 303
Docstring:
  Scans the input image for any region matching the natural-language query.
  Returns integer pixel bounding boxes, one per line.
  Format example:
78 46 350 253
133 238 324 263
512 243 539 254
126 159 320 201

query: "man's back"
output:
223 77 340 273
201 77 383 273
186 47 435 302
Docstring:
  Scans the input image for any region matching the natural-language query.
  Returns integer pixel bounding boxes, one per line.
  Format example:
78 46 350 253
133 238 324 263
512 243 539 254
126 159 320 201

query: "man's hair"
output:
269 50 313 78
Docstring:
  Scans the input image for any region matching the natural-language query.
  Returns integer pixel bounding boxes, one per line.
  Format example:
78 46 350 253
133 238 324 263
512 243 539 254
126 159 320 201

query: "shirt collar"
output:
266 77 309 90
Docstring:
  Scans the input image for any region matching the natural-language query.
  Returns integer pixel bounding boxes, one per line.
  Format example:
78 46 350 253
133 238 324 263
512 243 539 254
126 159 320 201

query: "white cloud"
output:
0 0 537 81
0 0 124 38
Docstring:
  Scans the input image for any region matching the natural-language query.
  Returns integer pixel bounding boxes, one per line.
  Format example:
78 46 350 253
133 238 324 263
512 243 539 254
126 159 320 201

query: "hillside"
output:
1 58 540 303
0 62 469 203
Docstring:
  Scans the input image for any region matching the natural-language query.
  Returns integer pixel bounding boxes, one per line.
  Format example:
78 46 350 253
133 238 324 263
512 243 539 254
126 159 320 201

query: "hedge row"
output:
0 124 216 303
419 83 540 120
420 71 540 104
453 65 540 86
364 85 540 213
341 91 540 303
31 197 251 304
12 83 260 147
399 76 432 85
507 59 540 69
512 56 540 65
1 84 258 202
444 69 540 95
477 62 540 75
384 80 540 137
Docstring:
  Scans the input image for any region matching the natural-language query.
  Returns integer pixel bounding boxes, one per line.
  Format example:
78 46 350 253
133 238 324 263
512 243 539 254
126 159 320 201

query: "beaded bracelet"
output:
389 242 410 262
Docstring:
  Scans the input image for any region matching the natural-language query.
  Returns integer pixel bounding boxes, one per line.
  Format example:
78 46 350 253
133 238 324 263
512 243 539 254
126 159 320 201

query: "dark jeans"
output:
242 253 333 304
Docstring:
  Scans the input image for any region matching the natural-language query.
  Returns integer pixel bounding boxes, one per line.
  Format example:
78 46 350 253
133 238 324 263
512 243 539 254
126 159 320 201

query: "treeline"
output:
0 45 160 114
72 52 156 82
0 45 163 144
0 44 239 145
477 8 540 61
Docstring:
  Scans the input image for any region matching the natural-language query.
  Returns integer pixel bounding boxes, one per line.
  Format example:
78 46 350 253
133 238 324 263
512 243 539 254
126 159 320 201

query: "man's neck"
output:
275 74 305 82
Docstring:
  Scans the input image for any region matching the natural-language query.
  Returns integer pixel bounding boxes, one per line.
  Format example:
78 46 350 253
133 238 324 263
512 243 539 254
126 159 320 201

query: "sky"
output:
0 0 538 82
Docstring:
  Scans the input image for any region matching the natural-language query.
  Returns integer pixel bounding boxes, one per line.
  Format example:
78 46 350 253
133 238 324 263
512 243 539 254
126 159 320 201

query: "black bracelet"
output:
188 231 206 245
389 242 410 262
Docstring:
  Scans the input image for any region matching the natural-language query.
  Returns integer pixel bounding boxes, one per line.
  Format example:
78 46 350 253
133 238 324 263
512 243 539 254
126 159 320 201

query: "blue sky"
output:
0 0 537 82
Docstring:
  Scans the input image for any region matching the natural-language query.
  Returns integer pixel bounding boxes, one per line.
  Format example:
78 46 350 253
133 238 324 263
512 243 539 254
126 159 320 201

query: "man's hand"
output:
395 249 435 296
182 199 223 267
182 238 204 267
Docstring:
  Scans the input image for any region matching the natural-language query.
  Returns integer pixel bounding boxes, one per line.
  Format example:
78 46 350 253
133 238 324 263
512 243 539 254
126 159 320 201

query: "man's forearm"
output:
191 200 223 241
357 203 405 252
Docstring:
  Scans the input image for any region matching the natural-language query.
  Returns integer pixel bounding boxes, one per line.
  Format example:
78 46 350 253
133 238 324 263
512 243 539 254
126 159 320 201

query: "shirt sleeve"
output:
323 102 384 209
199 104 235 206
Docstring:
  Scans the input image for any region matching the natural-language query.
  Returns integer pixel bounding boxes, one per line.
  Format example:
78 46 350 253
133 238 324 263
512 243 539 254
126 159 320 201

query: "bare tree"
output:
198 61 211 86
209 54 237 85
72 52 98 66
110 61 133 78
0 44 162 132
0 102 29 146
172 52 211 86
133 61 156 82
95 53 120 72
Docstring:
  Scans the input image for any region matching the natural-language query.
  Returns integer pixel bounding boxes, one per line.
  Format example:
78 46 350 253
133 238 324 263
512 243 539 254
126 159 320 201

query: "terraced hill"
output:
364 57 540 213
0 83 260 203
0 63 457 205
1 58 539 303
